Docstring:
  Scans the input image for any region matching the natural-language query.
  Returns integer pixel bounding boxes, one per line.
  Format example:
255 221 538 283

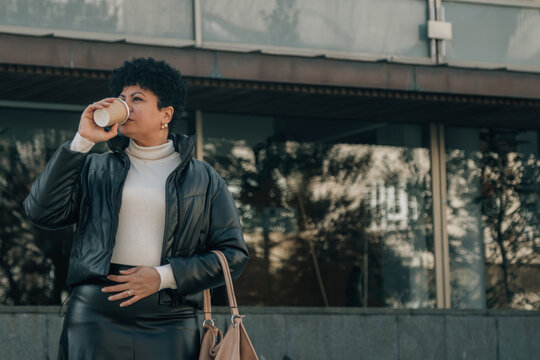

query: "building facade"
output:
0 0 539 358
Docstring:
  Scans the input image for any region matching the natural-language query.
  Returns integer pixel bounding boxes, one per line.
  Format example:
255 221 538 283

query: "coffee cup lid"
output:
117 98 130 121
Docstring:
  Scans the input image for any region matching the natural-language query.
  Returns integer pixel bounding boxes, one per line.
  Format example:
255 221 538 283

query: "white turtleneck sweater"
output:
70 133 178 291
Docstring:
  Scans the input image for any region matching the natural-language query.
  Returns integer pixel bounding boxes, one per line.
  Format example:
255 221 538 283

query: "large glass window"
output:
444 2 540 69
0 0 194 41
446 127 540 309
202 0 429 58
203 113 436 307
8 104 538 311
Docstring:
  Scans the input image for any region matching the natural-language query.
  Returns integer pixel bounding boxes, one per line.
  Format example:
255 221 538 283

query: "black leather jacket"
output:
24 133 249 308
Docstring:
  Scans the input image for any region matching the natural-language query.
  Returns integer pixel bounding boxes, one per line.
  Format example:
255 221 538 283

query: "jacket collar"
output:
107 133 197 163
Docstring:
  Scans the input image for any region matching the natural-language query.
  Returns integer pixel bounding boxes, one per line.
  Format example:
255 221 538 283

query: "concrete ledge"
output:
2 33 540 101
1 306 539 360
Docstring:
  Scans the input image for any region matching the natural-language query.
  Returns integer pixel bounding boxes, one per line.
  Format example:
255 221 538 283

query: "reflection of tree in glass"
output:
446 145 487 309
205 136 332 305
363 147 435 308
205 136 435 308
480 129 540 309
0 129 72 304
262 0 299 44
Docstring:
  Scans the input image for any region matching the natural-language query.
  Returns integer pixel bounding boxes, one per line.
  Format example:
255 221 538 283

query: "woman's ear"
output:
163 106 174 123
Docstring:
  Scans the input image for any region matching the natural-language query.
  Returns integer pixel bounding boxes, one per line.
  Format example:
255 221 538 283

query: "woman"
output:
24 58 249 359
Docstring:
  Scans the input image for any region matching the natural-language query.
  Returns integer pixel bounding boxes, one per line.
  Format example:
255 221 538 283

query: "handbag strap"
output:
212 250 239 314
202 289 212 323
202 250 241 323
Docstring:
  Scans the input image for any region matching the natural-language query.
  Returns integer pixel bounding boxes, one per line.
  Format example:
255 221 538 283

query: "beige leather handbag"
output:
199 250 258 360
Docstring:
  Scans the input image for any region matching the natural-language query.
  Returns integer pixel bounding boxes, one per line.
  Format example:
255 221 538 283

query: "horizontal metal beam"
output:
1 33 540 100
186 77 540 107
2 63 539 108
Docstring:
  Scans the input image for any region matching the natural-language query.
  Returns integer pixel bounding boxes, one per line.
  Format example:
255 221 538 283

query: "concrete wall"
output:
1 306 539 360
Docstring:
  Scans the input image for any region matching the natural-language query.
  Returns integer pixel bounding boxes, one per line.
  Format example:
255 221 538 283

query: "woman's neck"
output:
126 138 174 161
130 131 169 147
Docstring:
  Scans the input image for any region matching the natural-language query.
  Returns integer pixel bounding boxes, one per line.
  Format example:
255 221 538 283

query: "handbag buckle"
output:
203 319 215 327
231 314 244 328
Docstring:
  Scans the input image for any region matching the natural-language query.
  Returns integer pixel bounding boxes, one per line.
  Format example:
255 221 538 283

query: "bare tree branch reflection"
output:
481 129 540 309
447 127 539 310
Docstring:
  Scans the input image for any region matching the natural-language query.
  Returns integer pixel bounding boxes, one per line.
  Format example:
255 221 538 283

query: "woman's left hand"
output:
102 266 161 307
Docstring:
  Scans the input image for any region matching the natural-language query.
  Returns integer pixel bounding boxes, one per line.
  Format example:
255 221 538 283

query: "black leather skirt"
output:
58 264 200 360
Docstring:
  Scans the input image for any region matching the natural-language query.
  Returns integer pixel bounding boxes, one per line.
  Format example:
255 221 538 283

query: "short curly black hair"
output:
109 57 186 133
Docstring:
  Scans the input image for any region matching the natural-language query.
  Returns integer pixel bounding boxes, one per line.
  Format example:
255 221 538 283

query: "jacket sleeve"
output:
167 177 249 295
24 141 88 230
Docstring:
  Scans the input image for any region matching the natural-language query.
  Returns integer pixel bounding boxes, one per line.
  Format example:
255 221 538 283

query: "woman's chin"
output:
118 126 131 137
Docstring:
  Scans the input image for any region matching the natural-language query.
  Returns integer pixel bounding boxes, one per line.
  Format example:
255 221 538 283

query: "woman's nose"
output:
125 100 134 112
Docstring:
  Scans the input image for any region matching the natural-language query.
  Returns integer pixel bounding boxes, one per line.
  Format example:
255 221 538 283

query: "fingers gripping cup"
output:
93 98 129 127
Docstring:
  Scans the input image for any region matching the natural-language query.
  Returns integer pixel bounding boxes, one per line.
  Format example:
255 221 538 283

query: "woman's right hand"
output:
78 98 120 143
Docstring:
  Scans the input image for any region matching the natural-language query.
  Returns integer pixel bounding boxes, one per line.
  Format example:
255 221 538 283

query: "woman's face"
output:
118 84 173 147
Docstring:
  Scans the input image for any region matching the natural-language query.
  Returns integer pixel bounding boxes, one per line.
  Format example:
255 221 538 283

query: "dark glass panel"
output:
203 113 435 308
